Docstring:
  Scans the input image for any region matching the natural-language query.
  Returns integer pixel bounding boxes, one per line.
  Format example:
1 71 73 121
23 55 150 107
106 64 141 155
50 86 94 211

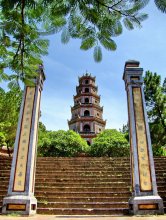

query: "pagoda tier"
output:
68 73 106 145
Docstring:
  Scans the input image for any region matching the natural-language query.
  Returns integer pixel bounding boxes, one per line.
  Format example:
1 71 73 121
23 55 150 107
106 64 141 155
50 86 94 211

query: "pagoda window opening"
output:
85 88 89 93
85 98 89 103
84 110 90 116
85 80 89 84
83 124 90 132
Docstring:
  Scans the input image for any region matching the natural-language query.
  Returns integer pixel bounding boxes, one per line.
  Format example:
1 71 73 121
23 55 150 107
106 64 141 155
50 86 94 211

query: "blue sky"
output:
7 1 166 132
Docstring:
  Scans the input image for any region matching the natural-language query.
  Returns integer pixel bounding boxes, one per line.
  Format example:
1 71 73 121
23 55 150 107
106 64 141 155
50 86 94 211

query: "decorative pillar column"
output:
123 60 164 215
2 66 45 215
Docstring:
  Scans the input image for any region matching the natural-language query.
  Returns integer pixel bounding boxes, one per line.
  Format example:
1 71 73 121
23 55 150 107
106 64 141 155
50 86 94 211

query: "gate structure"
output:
2 66 45 215
1 61 164 215
123 60 164 215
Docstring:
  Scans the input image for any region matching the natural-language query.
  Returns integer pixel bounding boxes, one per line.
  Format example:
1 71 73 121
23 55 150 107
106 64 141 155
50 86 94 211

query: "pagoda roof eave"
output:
74 93 100 99
68 117 106 125
71 103 103 111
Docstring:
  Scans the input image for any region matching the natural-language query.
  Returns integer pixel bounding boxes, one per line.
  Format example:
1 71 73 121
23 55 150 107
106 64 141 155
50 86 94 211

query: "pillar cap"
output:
123 60 142 80
125 60 140 68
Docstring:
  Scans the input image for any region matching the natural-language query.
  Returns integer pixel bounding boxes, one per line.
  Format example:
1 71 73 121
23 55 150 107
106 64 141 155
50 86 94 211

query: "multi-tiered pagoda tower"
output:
68 73 106 145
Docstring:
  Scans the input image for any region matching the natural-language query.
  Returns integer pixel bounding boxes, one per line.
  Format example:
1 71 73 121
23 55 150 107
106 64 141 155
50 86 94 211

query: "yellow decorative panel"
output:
13 87 35 191
7 204 26 211
131 77 139 80
133 87 152 191
138 204 158 210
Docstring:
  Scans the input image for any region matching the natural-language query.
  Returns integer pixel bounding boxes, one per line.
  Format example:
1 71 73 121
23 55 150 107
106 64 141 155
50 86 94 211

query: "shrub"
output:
38 130 89 157
89 129 130 157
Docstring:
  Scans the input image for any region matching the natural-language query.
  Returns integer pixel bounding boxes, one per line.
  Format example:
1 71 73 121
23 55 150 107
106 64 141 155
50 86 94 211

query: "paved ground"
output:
1 215 166 220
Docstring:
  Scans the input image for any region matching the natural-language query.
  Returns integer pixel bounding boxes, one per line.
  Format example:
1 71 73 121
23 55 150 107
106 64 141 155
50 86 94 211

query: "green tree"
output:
0 87 22 154
119 123 129 141
144 71 166 155
0 0 149 84
154 0 166 13
38 129 89 157
90 129 130 157
0 132 6 147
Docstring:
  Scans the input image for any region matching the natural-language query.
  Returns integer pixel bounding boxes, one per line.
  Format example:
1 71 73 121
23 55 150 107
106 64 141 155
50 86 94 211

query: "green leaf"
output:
8 80 19 90
80 37 96 50
125 0 149 13
99 35 117 51
0 72 9 81
61 27 70 44
123 18 134 30
136 13 148 22
110 20 123 37
93 45 102 62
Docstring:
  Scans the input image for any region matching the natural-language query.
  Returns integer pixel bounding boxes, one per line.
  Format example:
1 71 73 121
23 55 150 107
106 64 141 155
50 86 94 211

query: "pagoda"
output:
68 73 106 145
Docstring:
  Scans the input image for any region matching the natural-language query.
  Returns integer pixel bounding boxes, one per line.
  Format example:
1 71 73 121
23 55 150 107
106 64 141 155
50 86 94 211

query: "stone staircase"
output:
0 155 166 215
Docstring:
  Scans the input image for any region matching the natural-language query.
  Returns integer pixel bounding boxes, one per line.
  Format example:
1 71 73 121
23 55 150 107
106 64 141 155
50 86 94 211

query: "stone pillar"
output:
2 66 45 215
123 60 164 215
80 122 83 132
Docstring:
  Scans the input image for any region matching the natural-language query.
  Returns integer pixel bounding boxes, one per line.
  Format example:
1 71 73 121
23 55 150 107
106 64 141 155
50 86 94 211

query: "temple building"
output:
68 73 106 145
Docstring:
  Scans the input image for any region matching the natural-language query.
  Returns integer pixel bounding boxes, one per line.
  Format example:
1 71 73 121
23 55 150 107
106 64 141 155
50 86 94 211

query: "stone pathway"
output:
1 215 166 220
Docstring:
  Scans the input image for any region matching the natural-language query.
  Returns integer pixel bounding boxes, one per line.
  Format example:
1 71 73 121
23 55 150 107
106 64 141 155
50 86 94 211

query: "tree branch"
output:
94 0 141 25
13 39 22 62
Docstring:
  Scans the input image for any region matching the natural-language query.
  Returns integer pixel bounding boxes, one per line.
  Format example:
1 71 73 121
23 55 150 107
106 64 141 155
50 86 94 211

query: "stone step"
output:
1 155 166 216
1 165 166 172
1 156 166 161
35 167 131 171
0 173 132 179
37 157 130 161
35 174 131 178
36 177 130 182
37 201 128 209
34 186 131 193
35 191 132 198
2 165 166 172
35 169 131 173
0 183 130 189
0 201 129 210
1 181 166 188
1 167 165 172
36 196 130 203
36 182 130 187
37 207 129 215
0 177 130 183
0 176 130 182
